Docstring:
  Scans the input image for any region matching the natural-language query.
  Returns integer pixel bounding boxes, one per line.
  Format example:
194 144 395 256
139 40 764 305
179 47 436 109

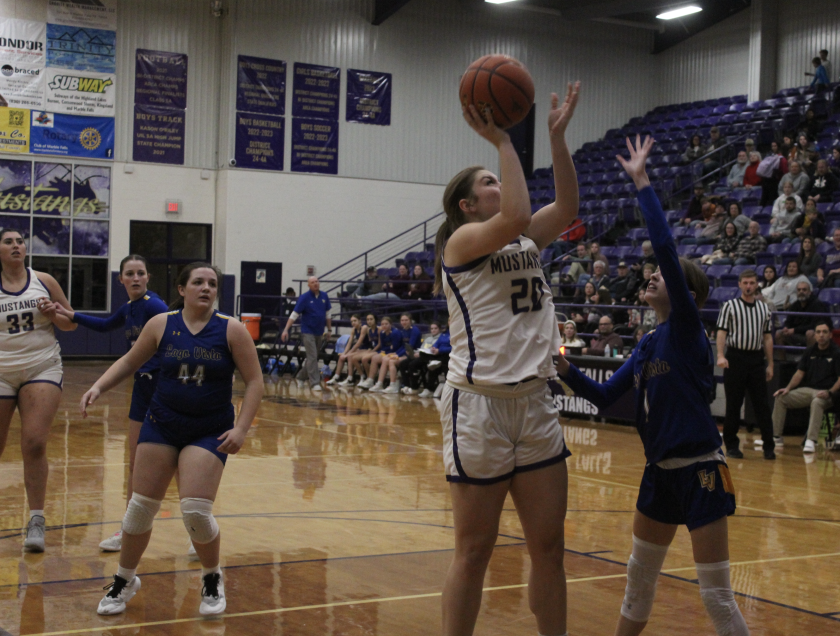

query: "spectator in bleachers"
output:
385 263 411 299
796 109 822 141
743 152 762 189
686 201 713 230
734 221 767 265
769 196 801 242
682 184 708 226
762 260 810 309
806 159 839 203
774 280 829 348
758 264 777 292
582 314 623 357
821 227 840 288
772 320 840 453
588 241 608 271
559 320 585 350
357 266 385 297
703 221 741 265
628 285 658 333
632 240 657 275
589 260 610 289
805 49 833 83
727 201 750 235
406 264 433 300
726 151 748 188
707 126 728 160
571 281 602 332
828 147 840 178
790 135 817 175
681 134 706 164
744 138 761 160
792 200 826 244
772 180 804 218
608 261 637 304
777 160 810 198
758 142 789 206
796 236 824 284
562 242 592 282
630 325 648 353
806 55 830 93
690 203 726 245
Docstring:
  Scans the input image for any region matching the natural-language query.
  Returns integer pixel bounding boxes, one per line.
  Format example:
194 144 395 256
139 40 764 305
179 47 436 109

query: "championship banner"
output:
46 23 116 74
48 0 117 31
133 104 185 165
30 111 114 159
45 68 115 116
292 63 339 120
0 18 46 109
135 49 188 110
291 117 338 174
234 112 284 171
346 69 391 126
236 56 285 116
0 107 30 153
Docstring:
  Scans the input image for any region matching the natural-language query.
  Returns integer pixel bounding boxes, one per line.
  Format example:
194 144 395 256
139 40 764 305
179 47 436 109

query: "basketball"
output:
459 54 535 129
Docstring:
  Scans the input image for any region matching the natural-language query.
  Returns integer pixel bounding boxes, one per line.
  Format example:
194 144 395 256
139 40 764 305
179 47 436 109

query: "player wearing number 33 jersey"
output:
139 309 236 464
0 268 63 395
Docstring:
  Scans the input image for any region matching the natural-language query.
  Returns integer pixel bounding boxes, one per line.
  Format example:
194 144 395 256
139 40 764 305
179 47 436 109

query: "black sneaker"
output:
726 448 744 459
764 450 776 460
199 571 226 615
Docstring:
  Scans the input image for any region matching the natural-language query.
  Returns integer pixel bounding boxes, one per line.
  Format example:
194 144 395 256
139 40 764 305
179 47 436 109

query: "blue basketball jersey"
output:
150 310 236 418
367 326 381 349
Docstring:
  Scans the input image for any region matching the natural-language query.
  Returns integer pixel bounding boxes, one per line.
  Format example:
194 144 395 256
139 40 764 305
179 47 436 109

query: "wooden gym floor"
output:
0 362 837 635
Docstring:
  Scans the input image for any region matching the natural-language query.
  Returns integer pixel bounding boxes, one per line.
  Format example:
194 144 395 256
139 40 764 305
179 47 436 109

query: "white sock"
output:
116 565 137 582
29 509 44 520
201 564 222 577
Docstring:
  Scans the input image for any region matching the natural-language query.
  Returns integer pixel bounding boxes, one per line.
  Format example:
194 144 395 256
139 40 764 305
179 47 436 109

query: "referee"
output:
716 269 776 459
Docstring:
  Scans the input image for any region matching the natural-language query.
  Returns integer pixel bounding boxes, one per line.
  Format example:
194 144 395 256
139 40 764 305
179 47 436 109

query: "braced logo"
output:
48 74 112 93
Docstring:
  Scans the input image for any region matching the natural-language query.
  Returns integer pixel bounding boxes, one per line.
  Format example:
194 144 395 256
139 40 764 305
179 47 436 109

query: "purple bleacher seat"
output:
671 226 691 240
741 205 762 218
818 288 840 307
782 242 799 256
695 245 714 256
676 245 696 257
710 288 740 304
766 243 786 256
729 103 747 113
540 248 554 264
759 223 770 236
752 212 771 224
705 265 732 280
817 202 833 214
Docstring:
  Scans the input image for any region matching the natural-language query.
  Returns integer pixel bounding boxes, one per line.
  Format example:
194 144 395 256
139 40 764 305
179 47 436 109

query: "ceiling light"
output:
656 5 702 20
485 0 520 4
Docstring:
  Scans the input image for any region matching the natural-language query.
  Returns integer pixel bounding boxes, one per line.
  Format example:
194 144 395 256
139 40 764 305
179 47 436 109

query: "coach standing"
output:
716 270 776 459
281 276 332 392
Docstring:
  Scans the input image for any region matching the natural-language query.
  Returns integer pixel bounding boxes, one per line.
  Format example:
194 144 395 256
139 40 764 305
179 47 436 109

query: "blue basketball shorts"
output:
128 371 160 422
138 404 235 464
636 458 736 531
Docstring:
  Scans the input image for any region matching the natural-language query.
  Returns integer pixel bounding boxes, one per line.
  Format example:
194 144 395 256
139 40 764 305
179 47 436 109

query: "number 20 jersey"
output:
442 236 560 386
150 310 236 419
0 269 61 372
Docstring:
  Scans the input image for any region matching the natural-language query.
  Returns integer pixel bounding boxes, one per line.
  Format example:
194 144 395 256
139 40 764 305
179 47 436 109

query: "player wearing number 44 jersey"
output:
80 262 263 618
0 228 77 554
433 84 581 636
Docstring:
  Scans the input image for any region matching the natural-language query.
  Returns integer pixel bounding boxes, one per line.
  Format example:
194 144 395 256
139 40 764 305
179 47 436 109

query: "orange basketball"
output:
459 54 535 129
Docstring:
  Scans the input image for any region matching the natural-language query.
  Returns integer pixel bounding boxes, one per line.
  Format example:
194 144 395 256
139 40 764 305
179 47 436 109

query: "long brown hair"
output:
433 166 484 295
169 261 224 310
679 257 709 309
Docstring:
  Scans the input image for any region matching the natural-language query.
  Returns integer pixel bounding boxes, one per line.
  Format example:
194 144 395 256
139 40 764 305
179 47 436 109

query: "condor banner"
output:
0 18 46 109
0 107 30 153
45 69 114 116
30 111 114 159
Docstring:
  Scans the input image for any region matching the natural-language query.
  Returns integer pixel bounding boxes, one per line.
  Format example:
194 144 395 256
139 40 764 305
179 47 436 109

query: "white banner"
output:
45 68 114 116
47 0 117 30
0 19 46 109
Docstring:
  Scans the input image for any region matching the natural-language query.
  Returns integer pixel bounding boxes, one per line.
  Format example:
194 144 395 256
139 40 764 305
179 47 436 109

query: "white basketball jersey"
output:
443 236 560 386
0 269 61 372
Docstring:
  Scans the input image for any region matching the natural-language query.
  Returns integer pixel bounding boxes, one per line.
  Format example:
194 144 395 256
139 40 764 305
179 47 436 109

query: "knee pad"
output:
180 498 219 544
122 493 161 535
620 535 669 623
697 561 749 636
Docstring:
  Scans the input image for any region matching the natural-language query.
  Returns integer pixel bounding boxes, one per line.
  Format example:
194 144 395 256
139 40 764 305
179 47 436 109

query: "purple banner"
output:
32 217 70 255
292 63 340 120
72 219 109 256
291 117 338 174
346 69 391 126
236 55 285 116
234 112 284 171
0 214 30 239
134 49 188 110
0 160 32 214
133 104 185 165
33 162 72 216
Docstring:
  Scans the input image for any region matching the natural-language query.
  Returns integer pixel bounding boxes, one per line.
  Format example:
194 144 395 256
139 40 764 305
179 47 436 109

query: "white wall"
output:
777 0 840 89
654 9 751 106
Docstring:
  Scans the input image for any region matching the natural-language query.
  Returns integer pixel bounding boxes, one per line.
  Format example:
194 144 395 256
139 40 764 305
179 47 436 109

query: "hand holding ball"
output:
459 55 535 129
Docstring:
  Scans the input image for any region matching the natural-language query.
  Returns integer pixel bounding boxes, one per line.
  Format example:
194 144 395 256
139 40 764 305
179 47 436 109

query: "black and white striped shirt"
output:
716 297 772 351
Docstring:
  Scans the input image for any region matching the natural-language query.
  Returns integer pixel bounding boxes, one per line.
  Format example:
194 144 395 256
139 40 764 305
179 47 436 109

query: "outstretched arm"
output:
557 354 635 409
526 83 581 250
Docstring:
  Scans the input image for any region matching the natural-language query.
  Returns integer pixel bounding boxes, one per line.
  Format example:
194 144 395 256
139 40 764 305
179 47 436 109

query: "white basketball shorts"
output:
0 355 63 398
439 381 570 484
